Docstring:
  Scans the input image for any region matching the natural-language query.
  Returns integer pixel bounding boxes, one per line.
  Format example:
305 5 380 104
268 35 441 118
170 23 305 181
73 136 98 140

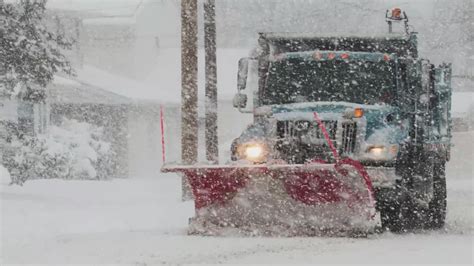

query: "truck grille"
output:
275 120 358 162
276 120 338 141
341 122 357 154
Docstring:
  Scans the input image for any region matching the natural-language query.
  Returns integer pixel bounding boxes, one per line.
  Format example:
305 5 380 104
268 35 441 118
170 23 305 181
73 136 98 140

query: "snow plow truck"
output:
163 9 452 235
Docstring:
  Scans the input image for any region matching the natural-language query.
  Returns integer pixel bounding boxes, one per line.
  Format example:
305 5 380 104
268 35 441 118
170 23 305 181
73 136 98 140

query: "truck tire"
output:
425 160 447 229
379 195 417 233
380 199 404 232
380 192 426 233
381 153 436 232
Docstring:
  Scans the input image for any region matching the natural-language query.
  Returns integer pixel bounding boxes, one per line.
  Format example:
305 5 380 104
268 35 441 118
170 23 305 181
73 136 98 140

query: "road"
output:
1 132 472 265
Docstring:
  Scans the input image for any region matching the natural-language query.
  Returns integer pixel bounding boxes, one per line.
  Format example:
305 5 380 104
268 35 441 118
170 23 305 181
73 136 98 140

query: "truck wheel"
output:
380 197 416 233
381 154 435 232
425 160 447 229
380 201 404 232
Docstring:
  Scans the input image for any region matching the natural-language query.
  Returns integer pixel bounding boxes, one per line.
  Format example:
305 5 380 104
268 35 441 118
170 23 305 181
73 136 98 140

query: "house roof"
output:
49 75 132 105
76 65 179 104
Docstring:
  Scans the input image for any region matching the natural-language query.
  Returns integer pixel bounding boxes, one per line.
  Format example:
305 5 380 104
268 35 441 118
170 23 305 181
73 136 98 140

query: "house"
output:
72 65 182 178
47 67 182 179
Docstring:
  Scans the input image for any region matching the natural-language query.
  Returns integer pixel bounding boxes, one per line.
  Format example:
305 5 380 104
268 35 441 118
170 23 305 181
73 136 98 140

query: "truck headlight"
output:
238 142 268 163
367 146 385 156
366 145 399 160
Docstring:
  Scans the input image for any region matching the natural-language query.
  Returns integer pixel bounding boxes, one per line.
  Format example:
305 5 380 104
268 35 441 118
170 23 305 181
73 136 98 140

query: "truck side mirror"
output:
237 58 249 92
433 63 452 139
233 93 248 109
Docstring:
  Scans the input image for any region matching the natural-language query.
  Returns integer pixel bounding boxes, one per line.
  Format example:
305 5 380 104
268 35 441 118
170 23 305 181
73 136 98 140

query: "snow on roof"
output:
50 75 131 105
77 65 179 104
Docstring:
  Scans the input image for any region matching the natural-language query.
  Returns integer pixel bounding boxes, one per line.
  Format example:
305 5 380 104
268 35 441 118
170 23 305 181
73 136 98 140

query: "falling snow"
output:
1 0 473 264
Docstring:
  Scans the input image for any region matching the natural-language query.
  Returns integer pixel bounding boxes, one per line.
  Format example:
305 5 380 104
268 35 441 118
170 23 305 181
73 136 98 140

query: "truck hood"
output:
267 102 406 143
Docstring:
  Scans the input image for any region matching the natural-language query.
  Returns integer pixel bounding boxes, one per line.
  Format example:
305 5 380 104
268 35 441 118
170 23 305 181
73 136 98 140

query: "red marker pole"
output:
160 105 166 165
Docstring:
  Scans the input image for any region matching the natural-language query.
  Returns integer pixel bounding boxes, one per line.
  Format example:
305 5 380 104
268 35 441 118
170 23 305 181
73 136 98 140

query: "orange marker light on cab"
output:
354 108 364 118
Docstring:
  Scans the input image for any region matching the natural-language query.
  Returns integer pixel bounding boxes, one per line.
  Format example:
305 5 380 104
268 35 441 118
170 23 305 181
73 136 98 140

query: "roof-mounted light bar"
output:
385 8 410 34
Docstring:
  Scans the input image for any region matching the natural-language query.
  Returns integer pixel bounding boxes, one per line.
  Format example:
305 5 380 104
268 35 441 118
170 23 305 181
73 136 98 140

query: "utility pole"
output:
181 0 198 165
181 0 198 200
204 0 219 164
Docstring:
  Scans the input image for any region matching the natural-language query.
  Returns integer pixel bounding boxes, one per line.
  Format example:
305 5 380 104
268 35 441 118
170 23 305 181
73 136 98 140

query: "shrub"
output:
4 119 112 185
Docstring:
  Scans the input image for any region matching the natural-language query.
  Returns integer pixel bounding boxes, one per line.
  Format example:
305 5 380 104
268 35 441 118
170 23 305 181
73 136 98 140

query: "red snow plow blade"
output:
163 160 376 236
162 113 377 236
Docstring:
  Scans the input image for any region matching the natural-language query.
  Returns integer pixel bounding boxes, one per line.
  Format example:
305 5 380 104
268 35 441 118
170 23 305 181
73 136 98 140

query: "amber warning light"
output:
354 108 364 118
391 8 402 20
386 7 409 34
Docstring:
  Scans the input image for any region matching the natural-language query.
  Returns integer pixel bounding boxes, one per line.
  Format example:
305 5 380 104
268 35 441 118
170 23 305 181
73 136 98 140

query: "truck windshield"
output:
263 58 396 105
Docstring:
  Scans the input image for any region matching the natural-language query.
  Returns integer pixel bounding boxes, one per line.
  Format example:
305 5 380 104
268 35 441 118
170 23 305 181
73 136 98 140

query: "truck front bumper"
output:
366 167 401 188
367 167 409 209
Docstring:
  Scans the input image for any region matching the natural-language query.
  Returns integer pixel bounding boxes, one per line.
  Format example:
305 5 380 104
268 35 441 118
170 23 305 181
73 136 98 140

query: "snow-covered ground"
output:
1 132 473 265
